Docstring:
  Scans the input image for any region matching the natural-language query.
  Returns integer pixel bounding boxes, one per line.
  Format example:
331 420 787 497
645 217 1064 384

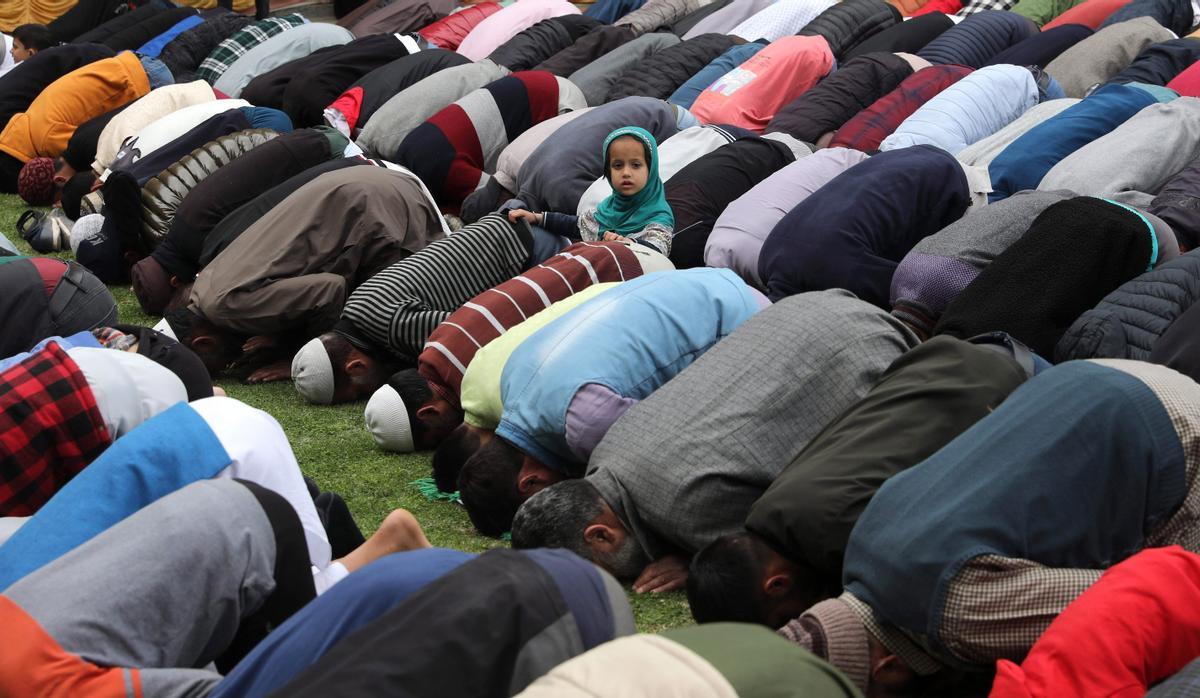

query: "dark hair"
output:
113 323 213 401
687 532 776 625
325 332 395 400
13 24 55 52
386 368 435 442
510 479 606 554
432 423 483 492
62 172 97 221
457 438 525 536
163 308 240 376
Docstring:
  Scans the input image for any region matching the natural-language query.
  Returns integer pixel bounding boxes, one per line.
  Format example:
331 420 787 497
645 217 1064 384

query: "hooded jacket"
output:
1045 16 1175 97
766 52 914 143
798 0 903 59
934 196 1159 356
487 14 601 72
607 33 741 102
880 64 1039 155
140 128 279 251
917 10 1039 68
1055 250 1200 362
759 144 972 306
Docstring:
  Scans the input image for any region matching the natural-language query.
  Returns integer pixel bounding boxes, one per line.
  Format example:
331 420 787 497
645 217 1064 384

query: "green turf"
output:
0 193 693 632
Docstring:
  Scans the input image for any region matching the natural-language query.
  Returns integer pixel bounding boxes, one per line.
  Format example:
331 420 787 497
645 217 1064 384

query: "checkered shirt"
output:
195 14 308 85
0 342 111 516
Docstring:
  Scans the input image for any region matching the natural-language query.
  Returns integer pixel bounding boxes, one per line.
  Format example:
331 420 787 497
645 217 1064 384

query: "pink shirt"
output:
455 0 580 61
690 35 834 133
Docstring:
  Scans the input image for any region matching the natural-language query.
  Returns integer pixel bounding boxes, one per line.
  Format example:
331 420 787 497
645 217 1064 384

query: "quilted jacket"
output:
606 32 741 102
1056 250 1200 362
798 0 902 59
140 128 278 249
917 10 1039 68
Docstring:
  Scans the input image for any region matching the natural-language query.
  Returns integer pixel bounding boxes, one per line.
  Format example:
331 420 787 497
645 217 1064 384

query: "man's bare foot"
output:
334 509 431 573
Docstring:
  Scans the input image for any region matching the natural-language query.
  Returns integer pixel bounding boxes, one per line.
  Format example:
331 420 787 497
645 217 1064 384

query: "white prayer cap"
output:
292 338 335 405
364 383 414 453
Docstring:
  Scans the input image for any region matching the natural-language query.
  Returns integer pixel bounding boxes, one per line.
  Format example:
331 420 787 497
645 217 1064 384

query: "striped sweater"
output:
418 241 643 407
393 71 586 212
336 215 534 363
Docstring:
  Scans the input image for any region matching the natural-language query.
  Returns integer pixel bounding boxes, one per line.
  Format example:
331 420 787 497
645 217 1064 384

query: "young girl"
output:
507 126 675 256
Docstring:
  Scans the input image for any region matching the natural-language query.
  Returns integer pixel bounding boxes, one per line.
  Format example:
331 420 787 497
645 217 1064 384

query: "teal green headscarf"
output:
594 126 675 237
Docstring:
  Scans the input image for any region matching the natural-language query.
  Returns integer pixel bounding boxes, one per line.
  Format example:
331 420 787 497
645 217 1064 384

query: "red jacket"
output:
991 547 1200 698
418 2 502 51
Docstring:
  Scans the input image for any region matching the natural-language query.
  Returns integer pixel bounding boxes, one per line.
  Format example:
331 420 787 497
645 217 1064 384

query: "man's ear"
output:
583 523 617 553
415 403 438 423
345 357 368 377
169 276 181 288
763 572 792 597
871 652 916 691
53 173 67 186
191 335 217 354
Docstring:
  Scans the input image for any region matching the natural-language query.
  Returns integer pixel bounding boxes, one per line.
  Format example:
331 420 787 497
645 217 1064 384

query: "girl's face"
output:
11 39 34 62
608 136 649 196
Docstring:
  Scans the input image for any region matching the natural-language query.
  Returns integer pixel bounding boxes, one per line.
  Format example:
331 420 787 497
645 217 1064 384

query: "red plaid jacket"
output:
830 64 974 152
0 342 110 516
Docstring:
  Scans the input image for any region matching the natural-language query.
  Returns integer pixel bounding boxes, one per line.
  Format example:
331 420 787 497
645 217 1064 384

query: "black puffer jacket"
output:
140 128 279 250
534 25 637 77
487 15 601 72
1055 250 1200 363
158 11 252 83
766 52 913 143
799 0 902 60
606 32 741 102
101 6 198 51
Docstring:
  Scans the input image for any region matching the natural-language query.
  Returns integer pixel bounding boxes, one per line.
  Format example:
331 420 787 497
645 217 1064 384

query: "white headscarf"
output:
67 348 187 439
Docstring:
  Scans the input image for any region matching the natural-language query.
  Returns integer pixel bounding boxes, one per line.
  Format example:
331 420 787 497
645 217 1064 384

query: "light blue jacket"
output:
0 332 101 372
496 268 764 471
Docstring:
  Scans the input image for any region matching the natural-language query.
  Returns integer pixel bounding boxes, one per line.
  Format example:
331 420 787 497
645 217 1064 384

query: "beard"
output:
596 537 651 581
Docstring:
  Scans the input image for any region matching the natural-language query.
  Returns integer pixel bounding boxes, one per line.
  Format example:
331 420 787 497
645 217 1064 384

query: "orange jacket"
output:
0 51 150 163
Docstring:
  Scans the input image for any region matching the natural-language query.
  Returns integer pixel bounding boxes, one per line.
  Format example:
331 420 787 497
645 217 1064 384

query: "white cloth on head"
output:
0 35 15 77
69 214 105 256
188 396 338 591
292 337 335 405
364 383 414 453
66 347 187 439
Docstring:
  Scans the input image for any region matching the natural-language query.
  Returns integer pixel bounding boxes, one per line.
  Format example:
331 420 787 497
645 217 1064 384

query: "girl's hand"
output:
507 209 541 225
602 231 623 241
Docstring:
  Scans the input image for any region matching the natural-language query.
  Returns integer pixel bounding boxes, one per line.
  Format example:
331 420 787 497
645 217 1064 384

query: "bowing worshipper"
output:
917 11 1038 68
983 24 1094 69
486 15 600 73
457 0 581 61
0 50 151 203
841 12 953 61
0 43 115 130
1101 0 1194 34
363 241 656 459
879 65 1041 155
508 126 675 255
706 148 868 290
829 64 974 153
758 144 981 307
1169 59 1200 97
519 624 860 698
668 41 766 111
686 335 1036 628
1150 155 1200 251
986 83 1167 202
566 32 681 106
1044 16 1175 98
265 548 634 698
664 133 811 268
780 359 1200 697
0 395 432 595
130 127 350 315
97 98 253 180
532 25 637 78
990 547 1200 697
164 165 444 379
682 0 775 38
87 324 216 401
338 0 452 36
324 49 472 139
89 79 216 176
461 268 765 536
290 214 558 406
689 36 834 133
213 547 473 697
393 71 586 212
356 59 512 161
0 343 186 517
727 0 835 42
513 97 685 218
935 197 1168 357
0 256 116 358
955 98 1079 168
511 290 918 593
193 13 309 87
0 479 320 696
1104 37 1200 88
764 51 917 146
575 123 753 217
1039 98 1200 199
798 0 901 59
157 10 253 85
599 33 736 104
890 191 1068 339
417 1 503 51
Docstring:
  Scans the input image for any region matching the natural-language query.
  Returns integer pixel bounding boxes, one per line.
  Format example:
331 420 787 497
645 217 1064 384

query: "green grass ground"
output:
0 193 692 632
